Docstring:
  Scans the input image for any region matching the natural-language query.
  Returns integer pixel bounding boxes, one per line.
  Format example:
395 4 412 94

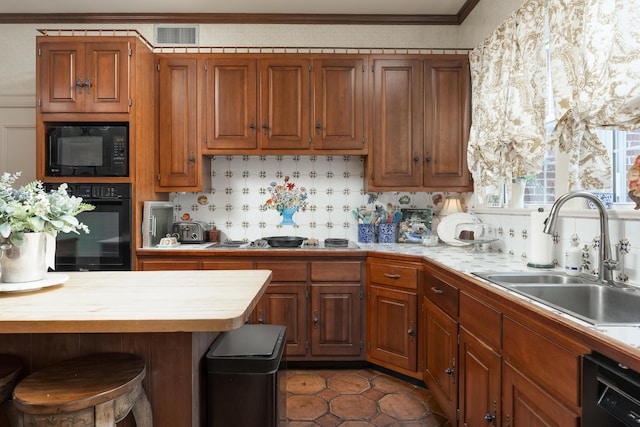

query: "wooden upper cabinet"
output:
312 58 366 151
370 58 423 188
259 57 311 150
367 55 473 191
423 58 473 191
157 56 202 191
38 41 130 114
202 58 258 151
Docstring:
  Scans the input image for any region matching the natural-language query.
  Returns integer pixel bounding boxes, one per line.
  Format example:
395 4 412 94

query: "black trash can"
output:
206 324 286 427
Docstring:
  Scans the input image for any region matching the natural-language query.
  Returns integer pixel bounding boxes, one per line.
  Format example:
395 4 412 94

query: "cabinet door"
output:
502 363 580 427
255 283 307 356
84 42 130 113
258 58 310 150
312 58 365 151
38 42 84 113
367 285 417 371
310 283 362 356
423 58 472 191
370 59 423 188
459 328 501 427
157 56 200 190
38 41 130 113
423 296 458 424
203 58 258 150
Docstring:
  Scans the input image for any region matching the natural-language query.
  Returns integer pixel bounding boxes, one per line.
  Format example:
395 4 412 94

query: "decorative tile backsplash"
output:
171 155 451 243
171 155 639 285
473 211 640 285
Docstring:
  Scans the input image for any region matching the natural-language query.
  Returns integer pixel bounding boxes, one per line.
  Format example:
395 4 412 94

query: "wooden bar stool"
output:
10 353 152 427
0 355 21 427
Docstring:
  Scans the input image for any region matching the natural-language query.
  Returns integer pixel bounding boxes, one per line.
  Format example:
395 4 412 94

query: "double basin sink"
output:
473 271 640 326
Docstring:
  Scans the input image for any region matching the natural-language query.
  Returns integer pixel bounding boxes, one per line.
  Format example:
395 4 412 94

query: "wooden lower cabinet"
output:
502 316 586 426
310 283 362 357
309 261 364 358
366 256 421 378
459 328 501 427
255 261 308 356
458 291 502 427
368 285 418 372
502 362 580 427
137 255 365 361
423 265 587 427
254 282 307 356
423 296 458 424
255 259 364 360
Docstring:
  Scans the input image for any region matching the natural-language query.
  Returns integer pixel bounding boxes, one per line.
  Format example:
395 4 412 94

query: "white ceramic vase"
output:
0 232 48 283
509 180 526 209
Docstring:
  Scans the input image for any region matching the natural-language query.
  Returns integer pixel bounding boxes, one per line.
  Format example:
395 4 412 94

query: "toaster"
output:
172 221 208 243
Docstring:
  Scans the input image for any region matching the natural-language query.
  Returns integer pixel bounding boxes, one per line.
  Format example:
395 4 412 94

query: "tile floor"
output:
285 369 449 426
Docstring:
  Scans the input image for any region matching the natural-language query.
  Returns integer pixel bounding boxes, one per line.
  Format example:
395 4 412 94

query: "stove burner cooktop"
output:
245 237 359 249
323 238 349 248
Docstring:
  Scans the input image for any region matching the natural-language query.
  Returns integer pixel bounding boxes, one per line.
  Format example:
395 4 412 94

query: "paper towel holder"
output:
527 207 555 269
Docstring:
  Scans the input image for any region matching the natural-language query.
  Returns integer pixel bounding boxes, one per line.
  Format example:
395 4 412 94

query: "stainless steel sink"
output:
473 272 640 326
477 272 588 285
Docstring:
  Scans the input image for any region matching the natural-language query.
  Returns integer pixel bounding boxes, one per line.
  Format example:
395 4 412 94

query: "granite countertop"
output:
360 242 640 354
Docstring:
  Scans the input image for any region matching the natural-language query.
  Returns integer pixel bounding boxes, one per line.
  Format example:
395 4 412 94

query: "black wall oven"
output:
44 183 132 271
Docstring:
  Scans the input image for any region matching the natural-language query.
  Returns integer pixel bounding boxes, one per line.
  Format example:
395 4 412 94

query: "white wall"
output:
459 0 525 48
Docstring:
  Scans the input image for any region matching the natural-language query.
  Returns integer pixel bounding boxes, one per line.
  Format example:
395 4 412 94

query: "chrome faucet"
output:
543 191 618 284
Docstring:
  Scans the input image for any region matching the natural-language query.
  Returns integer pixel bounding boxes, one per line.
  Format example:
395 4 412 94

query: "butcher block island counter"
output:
0 270 272 427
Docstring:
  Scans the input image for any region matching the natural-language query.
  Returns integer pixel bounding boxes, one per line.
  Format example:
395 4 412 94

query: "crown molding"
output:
0 5 479 26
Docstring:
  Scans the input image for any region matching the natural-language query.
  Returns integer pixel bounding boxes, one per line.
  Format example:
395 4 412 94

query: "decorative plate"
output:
0 273 69 293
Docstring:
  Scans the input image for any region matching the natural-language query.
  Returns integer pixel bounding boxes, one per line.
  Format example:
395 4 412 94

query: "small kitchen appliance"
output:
45 122 129 177
142 201 174 248
172 221 209 243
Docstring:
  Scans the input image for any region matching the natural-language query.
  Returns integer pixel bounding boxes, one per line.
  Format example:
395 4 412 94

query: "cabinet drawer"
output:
201 260 254 270
139 259 200 271
425 273 459 319
310 261 361 282
368 260 419 290
503 316 584 408
255 261 307 282
459 291 501 351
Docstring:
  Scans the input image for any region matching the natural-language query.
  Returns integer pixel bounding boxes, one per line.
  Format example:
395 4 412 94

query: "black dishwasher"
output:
583 352 640 426
206 324 286 427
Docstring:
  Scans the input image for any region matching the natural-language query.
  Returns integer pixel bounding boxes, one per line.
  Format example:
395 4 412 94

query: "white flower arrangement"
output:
0 172 94 245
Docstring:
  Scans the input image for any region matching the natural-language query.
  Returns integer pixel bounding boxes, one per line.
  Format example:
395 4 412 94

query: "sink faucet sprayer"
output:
543 191 619 284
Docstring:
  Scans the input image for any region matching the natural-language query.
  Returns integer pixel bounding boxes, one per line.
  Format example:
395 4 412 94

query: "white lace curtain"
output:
468 0 640 191
549 0 640 190
467 0 547 190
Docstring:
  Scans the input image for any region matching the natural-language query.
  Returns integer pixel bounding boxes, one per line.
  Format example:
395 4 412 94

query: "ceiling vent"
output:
154 25 199 46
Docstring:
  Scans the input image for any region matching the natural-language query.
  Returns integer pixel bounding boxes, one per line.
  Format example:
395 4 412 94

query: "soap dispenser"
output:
565 234 582 276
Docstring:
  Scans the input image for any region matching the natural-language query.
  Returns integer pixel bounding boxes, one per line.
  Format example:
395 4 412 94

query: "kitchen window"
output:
523 129 640 207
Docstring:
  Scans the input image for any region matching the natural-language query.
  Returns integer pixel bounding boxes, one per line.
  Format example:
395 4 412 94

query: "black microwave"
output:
45 123 129 177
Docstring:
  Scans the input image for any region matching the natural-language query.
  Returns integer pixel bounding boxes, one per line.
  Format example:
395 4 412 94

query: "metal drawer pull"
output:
384 273 401 279
407 321 415 341
431 287 444 294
